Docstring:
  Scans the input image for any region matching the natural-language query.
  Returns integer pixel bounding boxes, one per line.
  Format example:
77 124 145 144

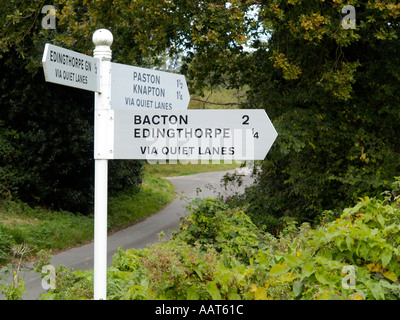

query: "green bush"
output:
0 121 20 198
172 198 270 262
40 265 93 300
233 1 400 230
246 192 400 300
40 184 400 300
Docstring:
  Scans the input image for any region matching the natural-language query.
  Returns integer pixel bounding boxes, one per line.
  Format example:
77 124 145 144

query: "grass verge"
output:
0 161 242 265
0 175 174 265
144 160 243 178
108 175 175 231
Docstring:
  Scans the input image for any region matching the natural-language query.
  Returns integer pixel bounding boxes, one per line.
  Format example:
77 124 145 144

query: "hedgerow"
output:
40 180 400 300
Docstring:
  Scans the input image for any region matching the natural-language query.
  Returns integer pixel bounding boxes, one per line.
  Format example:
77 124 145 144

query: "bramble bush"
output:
40 179 400 300
171 197 272 263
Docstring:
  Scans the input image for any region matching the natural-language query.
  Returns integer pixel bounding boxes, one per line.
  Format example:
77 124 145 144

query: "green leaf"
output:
315 269 330 285
193 265 203 281
357 241 369 259
335 237 344 249
346 236 354 251
229 230 238 237
187 285 200 300
381 248 392 268
300 261 315 280
376 214 385 228
227 287 241 300
284 254 299 268
206 282 221 300
293 281 303 297
368 281 384 300
364 208 373 223
270 262 289 276
222 252 230 268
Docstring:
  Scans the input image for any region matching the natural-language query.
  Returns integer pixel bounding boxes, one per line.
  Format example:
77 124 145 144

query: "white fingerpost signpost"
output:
92 29 113 300
42 29 278 300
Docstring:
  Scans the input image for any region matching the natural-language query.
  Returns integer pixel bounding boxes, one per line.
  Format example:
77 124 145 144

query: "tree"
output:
2 0 399 223
0 0 250 212
148 0 400 229
0 1 145 213
229 0 400 230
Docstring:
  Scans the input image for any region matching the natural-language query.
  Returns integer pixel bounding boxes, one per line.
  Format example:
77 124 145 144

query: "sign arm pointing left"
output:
42 43 101 93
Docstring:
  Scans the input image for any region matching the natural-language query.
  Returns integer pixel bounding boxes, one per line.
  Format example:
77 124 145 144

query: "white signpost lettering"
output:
42 43 100 92
42 29 277 301
111 62 190 110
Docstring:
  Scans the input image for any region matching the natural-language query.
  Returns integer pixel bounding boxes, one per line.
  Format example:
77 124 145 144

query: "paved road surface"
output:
7 168 253 300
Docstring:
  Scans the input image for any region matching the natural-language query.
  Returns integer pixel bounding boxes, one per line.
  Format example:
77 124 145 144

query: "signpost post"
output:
42 29 277 300
92 29 113 300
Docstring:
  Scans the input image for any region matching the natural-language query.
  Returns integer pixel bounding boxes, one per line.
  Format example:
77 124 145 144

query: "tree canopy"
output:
1 1 400 222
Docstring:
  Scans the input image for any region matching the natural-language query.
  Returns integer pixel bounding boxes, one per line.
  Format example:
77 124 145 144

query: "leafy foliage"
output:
2 0 400 299
215 0 400 228
3 0 399 219
0 2 145 212
172 197 266 262
40 182 400 300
